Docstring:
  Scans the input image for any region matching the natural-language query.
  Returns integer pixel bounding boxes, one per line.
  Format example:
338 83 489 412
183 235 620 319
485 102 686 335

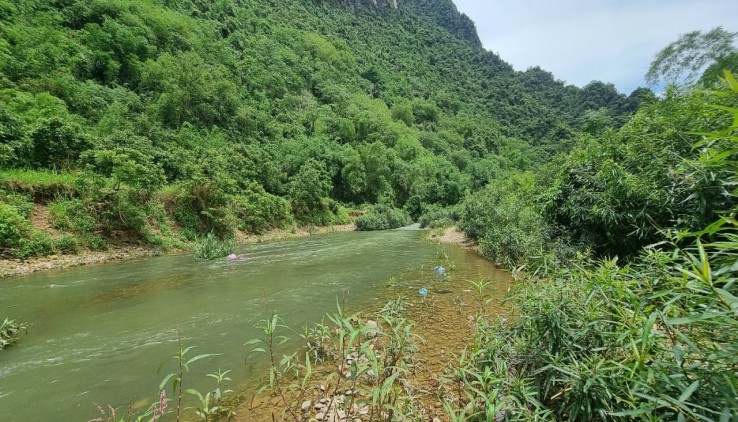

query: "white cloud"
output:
452 0 738 92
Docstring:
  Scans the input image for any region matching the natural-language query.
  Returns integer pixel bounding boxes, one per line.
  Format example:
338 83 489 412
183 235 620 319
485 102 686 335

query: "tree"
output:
30 118 91 169
646 27 737 87
288 159 332 218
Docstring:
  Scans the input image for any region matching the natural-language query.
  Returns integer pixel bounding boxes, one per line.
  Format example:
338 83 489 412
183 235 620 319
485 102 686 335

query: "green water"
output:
0 229 457 421
0 229 512 421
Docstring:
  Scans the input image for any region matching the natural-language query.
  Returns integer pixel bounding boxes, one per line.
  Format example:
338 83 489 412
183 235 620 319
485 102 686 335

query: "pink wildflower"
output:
159 389 167 415
153 389 167 420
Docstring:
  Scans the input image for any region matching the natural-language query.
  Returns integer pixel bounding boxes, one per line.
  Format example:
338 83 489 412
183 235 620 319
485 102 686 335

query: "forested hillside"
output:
0 0 641 258
4 0 738 419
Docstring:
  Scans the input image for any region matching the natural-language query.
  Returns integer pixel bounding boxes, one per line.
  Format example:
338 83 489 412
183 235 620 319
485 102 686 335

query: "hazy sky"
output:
452 0 738 93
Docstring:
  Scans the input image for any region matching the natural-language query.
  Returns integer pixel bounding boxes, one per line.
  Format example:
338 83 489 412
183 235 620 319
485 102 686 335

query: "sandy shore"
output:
425 226 477 249
0 223 356 279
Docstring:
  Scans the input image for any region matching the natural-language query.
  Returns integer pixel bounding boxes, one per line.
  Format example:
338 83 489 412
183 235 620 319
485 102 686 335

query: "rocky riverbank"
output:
0 223 356 279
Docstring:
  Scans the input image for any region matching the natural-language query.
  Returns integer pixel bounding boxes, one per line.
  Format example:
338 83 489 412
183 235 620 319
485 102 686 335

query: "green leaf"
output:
664 312 719 325
186 388 205 403
610 407 655 417
641 312 658 354
715 288 738 313
186 353 220 366
159 373 177 391
678 380 699 402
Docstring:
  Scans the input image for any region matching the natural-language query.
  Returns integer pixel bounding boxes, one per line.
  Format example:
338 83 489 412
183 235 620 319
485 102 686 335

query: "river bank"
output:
425 226 477 249
0 223 356 279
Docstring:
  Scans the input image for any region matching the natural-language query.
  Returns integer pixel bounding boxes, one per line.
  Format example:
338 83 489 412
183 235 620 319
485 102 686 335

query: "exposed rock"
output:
364 320 379 338
301 400 312 412
315 412 326 421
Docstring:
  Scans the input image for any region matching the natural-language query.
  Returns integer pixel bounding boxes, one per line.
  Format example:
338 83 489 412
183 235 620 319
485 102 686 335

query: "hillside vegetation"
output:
3 0 738 419
0 0 639 258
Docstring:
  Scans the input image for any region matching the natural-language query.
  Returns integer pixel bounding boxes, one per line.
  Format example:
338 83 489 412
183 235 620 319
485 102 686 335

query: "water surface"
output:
0 230 440 421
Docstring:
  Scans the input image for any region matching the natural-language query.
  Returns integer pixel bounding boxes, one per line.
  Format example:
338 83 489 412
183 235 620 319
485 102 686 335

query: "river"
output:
0 229 508 421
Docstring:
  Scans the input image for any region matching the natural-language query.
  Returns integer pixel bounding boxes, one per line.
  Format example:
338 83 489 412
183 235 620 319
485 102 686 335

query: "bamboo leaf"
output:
678 381 700 402
665 312 719 325
641 312 658 354
610 407 654 416
186 353 220 365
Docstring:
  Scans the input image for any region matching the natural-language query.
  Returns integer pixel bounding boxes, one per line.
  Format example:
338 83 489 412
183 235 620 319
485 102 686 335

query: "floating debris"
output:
418 287 429 297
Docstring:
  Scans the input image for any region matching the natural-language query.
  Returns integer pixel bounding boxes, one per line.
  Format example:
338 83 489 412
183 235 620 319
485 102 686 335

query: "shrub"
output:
165 181 235 239
418 204 460 229
288 159 333 225
0 190 33 218
54 234 80 254
459 172 548 268
48 199 96 233
94 190 148 235
29 117 91 169
84 235 108 251
13 231 54 259
0 202 32 251
230 185 293 234
463 233 738 420
356 204 411 231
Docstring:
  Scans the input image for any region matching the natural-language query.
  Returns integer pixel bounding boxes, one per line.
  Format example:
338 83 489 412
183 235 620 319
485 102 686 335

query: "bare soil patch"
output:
426 226 477 249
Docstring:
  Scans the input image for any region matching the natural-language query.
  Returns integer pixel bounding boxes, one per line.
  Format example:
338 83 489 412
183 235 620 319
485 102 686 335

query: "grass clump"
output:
193 232 234 260
247 300 422 421
0 318 27 350
0 169 77 201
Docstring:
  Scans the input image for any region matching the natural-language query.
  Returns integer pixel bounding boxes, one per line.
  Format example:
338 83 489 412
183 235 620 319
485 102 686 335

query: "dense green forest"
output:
0 0 643 258
3 0 738 419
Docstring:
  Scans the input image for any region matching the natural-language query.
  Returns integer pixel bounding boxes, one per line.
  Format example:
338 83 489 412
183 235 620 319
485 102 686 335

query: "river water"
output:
0 229 506 421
